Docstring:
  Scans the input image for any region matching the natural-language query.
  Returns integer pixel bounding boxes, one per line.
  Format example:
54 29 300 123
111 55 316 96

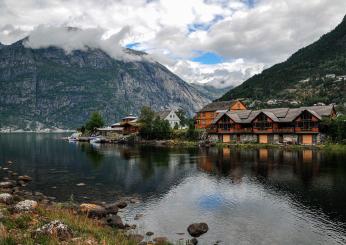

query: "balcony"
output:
207 128 253 133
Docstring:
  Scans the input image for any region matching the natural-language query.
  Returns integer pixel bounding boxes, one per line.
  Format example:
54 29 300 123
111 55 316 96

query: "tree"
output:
176 109 188 127
139 106 155 139
185 119 200 140
320 115 346 143
139 106 172 140
85 112 105 132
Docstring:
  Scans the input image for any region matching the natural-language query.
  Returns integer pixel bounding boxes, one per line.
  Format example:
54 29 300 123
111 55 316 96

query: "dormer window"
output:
296 111 315 130
254 113 272 130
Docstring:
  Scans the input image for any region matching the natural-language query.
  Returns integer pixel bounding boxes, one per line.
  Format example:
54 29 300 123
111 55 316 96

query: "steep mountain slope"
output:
220 15 346 107
190 83 233 101
0 40 209 130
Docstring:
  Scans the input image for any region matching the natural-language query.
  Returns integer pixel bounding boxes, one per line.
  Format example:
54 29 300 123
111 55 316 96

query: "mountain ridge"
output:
220 15 346 108
0 39 210 130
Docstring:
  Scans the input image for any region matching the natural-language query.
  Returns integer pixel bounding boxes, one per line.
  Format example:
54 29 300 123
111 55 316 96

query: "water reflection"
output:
1 134 346 244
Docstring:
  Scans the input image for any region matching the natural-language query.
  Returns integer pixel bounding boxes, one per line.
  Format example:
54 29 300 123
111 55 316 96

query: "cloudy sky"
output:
1 0 346 88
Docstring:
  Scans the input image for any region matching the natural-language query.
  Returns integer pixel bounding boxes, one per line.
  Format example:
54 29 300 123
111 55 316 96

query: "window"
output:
218 116 233 130
254 114 272 130
296 111 315 130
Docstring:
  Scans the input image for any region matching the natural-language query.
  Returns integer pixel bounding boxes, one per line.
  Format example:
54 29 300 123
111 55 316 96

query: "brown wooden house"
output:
208 105 336 145
195 100 247 129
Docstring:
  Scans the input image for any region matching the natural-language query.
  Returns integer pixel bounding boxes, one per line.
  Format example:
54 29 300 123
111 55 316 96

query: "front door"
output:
223 134 231 143
302 134 313 144
259 134 268 144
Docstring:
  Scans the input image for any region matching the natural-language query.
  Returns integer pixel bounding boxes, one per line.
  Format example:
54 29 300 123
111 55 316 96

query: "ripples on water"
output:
0 133 346 244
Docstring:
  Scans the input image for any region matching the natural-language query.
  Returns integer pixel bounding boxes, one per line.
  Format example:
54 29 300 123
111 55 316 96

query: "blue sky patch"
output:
192 51 224 64
126 42 141 49
188 14 224 33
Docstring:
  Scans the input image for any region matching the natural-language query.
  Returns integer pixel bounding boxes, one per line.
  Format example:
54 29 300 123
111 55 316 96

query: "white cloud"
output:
0 0 346 88
170 59 264 88
23 25 142 61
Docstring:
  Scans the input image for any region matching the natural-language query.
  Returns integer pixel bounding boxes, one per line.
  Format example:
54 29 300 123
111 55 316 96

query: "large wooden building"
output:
195 100 247 129
197 102 336 145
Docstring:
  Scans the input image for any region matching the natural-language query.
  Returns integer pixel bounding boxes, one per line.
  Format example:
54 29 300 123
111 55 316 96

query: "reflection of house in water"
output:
197 147 323 186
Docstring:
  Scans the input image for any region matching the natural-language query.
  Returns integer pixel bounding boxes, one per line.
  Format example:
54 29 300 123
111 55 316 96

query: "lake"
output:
0 133 346 244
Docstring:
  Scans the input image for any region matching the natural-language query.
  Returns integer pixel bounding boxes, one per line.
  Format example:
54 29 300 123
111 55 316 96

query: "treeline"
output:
138 106 200 141
320 115 346 143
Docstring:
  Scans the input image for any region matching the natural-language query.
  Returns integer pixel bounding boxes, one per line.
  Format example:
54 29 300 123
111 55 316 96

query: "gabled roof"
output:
252 111 280 122
156 110 173 120
199 100 237 112
211 105 334 125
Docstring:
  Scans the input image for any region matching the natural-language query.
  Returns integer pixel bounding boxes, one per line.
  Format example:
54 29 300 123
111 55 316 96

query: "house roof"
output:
156 110 172 120
199 100 238 112
212 105 334 125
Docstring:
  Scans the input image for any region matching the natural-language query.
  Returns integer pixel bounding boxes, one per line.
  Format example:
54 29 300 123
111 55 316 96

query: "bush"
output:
320 115 346 143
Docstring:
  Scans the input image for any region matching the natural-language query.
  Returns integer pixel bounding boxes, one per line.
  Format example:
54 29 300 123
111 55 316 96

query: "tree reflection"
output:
79 143 105 168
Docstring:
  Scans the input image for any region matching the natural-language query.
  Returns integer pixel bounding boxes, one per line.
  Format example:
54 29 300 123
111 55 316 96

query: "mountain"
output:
220 15 346 108
190 83 233 101
0 39 210 130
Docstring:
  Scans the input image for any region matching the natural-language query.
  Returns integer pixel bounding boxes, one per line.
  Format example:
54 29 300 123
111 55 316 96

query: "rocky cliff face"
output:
0 40 210 130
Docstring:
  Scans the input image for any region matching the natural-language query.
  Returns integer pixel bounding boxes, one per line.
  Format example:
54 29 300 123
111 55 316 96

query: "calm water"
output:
1 133 346 244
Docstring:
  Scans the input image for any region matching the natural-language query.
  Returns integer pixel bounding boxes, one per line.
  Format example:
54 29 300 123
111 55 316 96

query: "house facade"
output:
195 100 247 129
97 115 140 138
157 110 181 128
202 103 336 145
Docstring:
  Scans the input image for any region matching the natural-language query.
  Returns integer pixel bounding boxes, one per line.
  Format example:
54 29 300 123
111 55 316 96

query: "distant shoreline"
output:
0 130 75 133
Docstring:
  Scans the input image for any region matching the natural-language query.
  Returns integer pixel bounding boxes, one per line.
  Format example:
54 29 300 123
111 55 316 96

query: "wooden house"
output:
208 105 336 145
195 100 247 129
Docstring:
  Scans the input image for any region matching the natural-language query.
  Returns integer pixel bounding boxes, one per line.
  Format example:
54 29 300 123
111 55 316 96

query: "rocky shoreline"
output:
0 160 209 244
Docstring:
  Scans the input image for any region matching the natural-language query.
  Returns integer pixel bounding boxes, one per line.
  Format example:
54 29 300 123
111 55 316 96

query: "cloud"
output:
1 0 346 87
23 25 142 61
170 59 264 88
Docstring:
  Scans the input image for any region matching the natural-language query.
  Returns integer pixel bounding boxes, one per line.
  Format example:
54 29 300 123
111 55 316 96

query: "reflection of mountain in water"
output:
1 133 346 226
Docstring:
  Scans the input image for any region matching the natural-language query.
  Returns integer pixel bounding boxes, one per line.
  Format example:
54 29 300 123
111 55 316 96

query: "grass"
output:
318 143 346 153
0 203 140 245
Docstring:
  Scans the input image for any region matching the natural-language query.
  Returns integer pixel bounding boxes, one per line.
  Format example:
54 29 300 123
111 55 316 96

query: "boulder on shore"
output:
187 223 209 237
79 203 107 218
128 234 144 243
14 200 38 212
35 220 73 241
105 214 124 229
104 203 119 215
17 175 32 182
0 181 15 188
0 193 13 204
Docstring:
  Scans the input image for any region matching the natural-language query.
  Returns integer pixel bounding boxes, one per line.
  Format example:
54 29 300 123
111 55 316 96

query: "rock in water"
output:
35 220 73 241
79 203 107 218
153 237 168 244
14 200 38 212
17 175 32 182
190 238 198 245
187 223 209 237
116 201 127 209
0 193 13 204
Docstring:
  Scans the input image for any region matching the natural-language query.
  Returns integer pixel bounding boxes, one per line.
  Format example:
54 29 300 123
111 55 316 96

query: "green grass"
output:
0 203 141 245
